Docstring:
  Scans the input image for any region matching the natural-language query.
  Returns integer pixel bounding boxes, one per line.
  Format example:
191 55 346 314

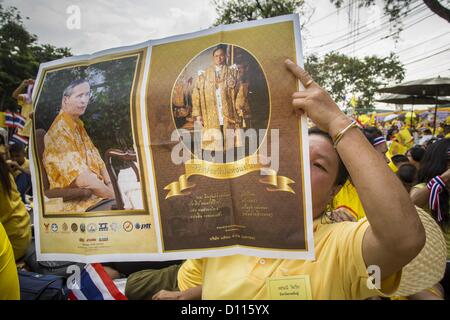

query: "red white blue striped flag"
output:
67 263 127 300
5 111 14 127
14 113 26 129
11 133 29 145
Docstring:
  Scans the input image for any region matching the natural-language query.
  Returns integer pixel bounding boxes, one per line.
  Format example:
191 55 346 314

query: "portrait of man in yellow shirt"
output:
42 79 115 213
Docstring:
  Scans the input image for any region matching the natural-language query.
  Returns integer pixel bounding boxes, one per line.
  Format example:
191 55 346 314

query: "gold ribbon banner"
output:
164 155 295 199
259 169 296 194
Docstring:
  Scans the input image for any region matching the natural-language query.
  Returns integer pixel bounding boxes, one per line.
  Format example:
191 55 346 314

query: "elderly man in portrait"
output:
43 79 115 212
191 45 251 152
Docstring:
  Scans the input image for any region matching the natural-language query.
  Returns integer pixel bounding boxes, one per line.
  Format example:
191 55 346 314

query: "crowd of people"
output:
1 60 449 300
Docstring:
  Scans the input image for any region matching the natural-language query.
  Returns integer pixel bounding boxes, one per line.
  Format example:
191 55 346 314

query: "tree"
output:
0 5 71 111
305 52 405 112
329 0 450 25
212 0 407 113
213 0 307 25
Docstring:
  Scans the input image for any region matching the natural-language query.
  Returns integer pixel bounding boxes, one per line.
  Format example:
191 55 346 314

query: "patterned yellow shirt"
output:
17 95 33 137
43 111 105 212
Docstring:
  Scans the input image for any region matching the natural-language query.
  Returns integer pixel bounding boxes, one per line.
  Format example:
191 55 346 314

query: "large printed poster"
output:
32 14 314 263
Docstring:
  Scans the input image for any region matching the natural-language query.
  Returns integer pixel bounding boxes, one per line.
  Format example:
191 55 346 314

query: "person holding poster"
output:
191 45 251 152
43 79 115 213
167 60 445 300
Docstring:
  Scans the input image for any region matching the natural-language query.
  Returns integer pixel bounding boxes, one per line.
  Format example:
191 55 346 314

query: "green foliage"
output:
34 56 138 158
213 0 305 25
305 52 405 112
0 5 71 111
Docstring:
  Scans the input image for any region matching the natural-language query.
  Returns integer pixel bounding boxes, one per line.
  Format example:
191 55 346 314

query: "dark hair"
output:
418 138 450 229
9 142 24 155
391 154 409 166
407 146 426 162
396 163 417 185
361 126 384 145
212 45 227 56
308 127 349 186
423 129 432 135
0 156 12 195
386 128 398 141
63 79 89 98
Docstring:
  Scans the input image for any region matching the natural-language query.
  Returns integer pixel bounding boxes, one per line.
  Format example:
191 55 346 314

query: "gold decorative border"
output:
145 21 309 253
32 48 150 218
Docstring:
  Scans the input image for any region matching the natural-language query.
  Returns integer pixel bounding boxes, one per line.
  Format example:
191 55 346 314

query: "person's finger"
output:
294 109 304 118
152 290 164 300
292 98 308 110
285 59 314 87
292 92 308 99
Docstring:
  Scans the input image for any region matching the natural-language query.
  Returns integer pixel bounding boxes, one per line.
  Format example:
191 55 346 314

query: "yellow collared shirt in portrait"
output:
43 111 105 212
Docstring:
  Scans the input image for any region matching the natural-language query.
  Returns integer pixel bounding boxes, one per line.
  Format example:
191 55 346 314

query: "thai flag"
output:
11 133 29 145
67 263 127 300
5 111 14 127
14 113 26 129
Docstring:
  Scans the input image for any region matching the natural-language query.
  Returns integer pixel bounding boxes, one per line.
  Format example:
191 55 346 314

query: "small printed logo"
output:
98 222 108 232
86 238 96 242
110 223 118 232
80 223 86 233
71 223 78 232
140 223 151 230
123 221 133 232
51 223 58 232
134 223 152 230
44 223 50 232
62 223 68 232
99 237 108 242
79 238 85 243
87 223 97 233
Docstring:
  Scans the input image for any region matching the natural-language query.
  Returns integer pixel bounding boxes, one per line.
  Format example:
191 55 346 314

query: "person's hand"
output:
285 59 349 134
23 79 35 86
195 116 203 126
328 208 357 222
6 160 20 172
152 290 184 300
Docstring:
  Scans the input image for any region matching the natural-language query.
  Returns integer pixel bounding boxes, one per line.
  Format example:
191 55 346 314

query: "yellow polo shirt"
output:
332 180 366 220
17 95 33 137
0 222 20 300
178 218 403 300
0 175 32 260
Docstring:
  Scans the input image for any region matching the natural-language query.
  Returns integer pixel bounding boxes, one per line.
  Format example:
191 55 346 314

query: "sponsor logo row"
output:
43 221 151 233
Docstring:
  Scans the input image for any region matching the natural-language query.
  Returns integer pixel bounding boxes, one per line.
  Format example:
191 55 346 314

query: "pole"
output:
433 90 438 136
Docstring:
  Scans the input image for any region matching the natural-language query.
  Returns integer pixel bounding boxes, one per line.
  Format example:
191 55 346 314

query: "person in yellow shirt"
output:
0 222 20 300
153 61 443 300
0 156 31 261
12 79 35 138
410 138 450 299
43 79 115 212
7 143 31 203
332 127 389 221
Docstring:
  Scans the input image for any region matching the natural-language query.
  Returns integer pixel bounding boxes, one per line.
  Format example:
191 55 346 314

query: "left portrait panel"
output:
32 48 158 261
34 53 146 216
